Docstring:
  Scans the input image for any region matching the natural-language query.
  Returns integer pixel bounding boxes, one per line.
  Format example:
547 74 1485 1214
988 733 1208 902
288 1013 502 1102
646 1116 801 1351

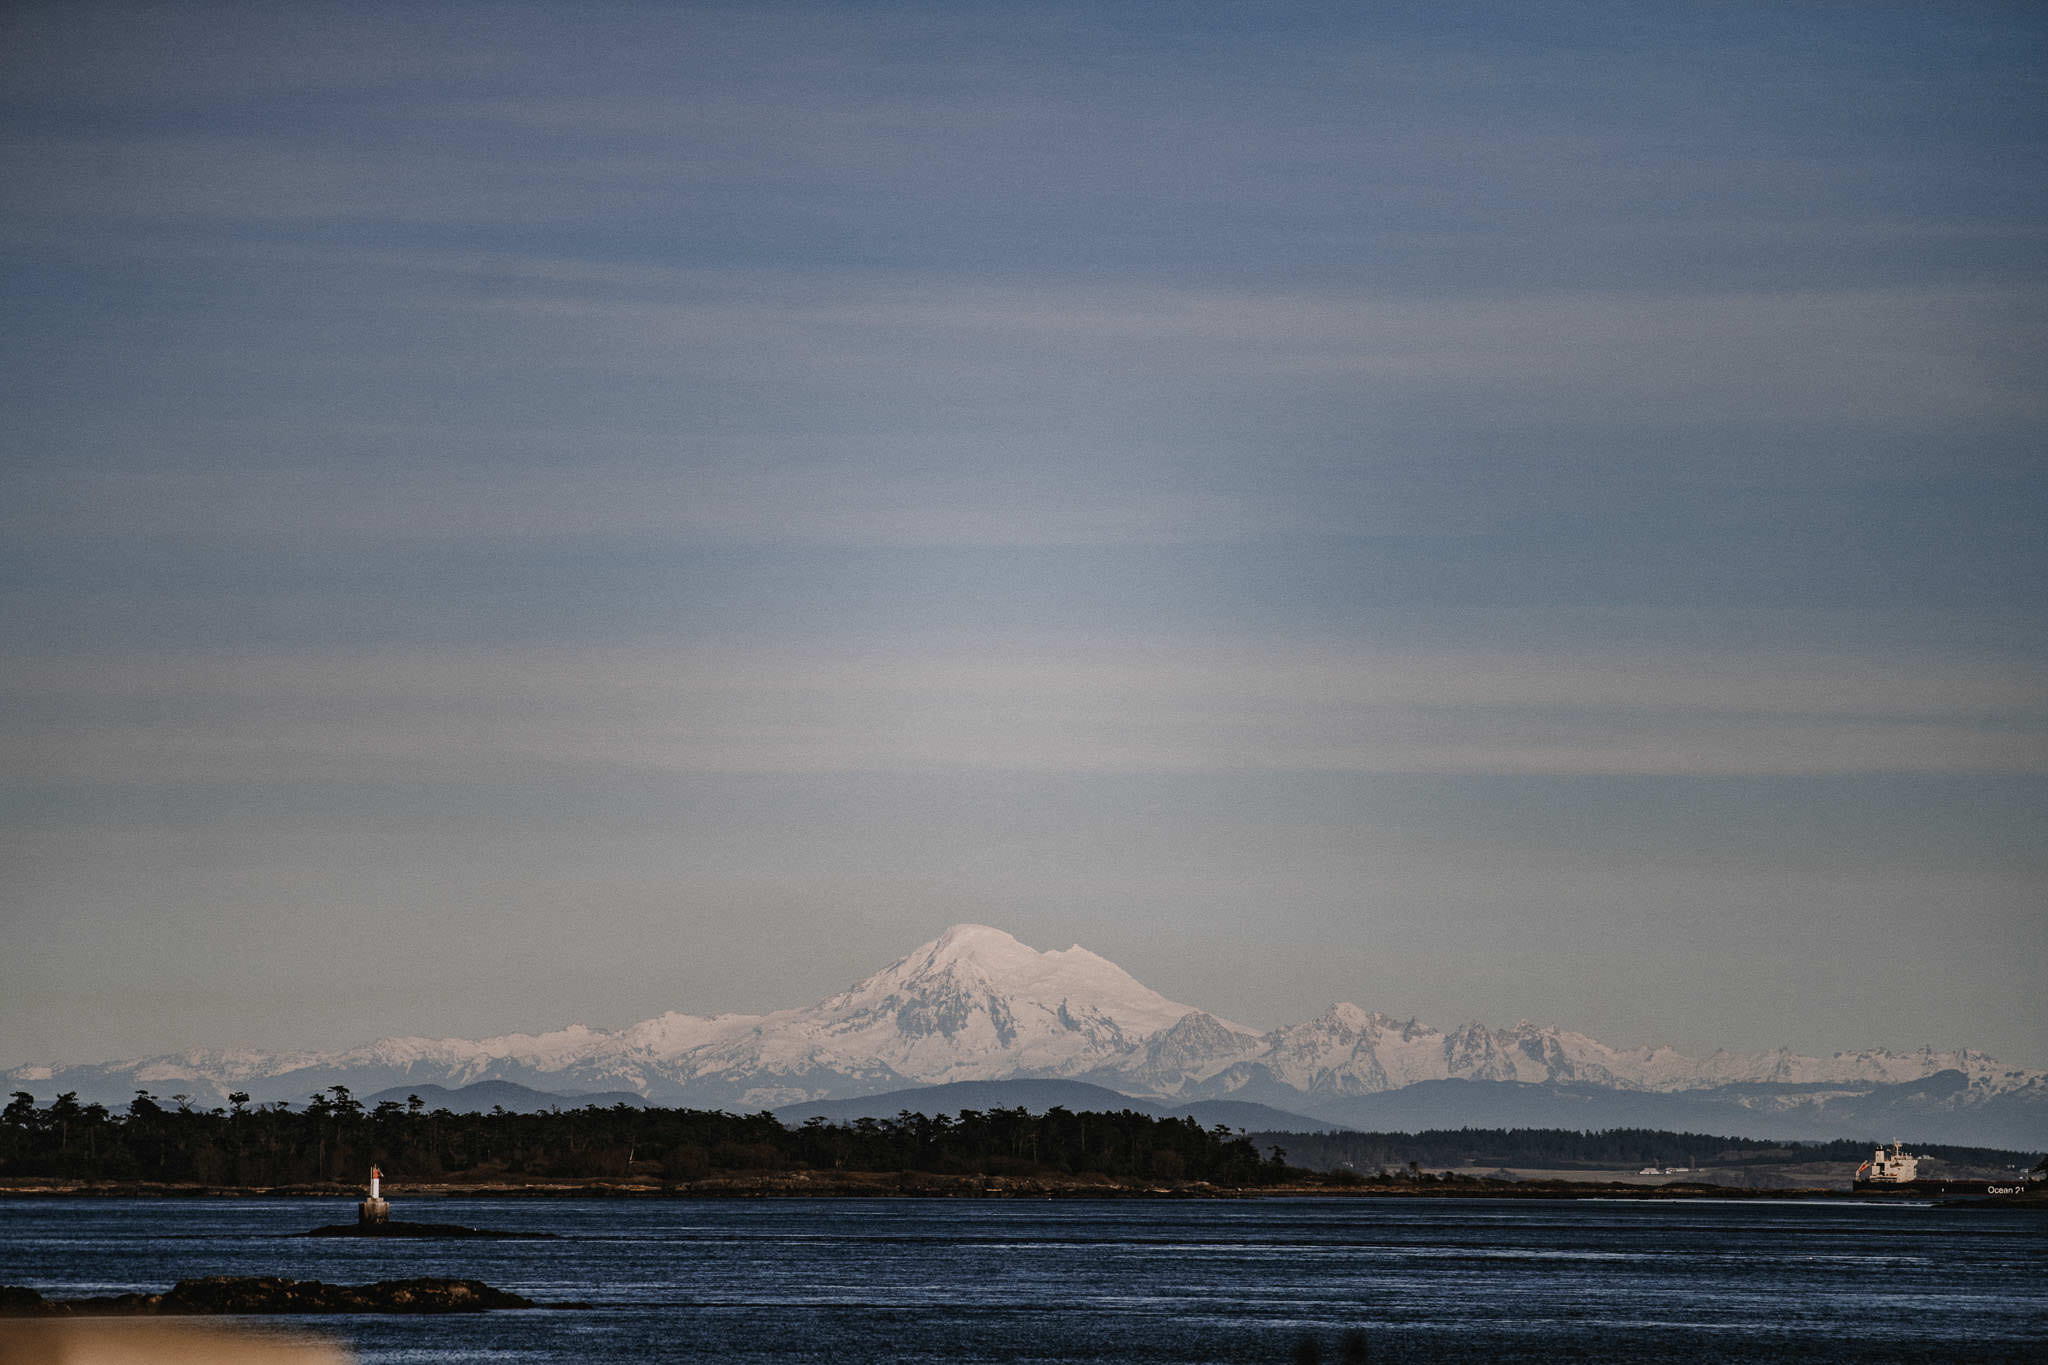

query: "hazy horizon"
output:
4 2 2044 1075
5 914 2040 1075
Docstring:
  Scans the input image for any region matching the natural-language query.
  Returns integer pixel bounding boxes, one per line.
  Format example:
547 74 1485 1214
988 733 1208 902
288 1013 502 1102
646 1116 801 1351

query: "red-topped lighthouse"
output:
358 1164 389 1226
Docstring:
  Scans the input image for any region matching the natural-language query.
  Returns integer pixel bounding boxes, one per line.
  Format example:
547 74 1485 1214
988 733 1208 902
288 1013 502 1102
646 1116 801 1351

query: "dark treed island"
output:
0 1276 534 1315
4 1088 2037 1196
2 1087 1294 1189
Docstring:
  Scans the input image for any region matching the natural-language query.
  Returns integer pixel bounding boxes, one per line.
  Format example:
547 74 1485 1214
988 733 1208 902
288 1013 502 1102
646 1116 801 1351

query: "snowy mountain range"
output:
8 924 2042 1145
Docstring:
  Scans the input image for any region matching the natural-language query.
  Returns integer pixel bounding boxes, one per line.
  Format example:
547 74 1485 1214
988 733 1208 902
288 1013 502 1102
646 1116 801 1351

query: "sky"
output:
2 1 2044 1071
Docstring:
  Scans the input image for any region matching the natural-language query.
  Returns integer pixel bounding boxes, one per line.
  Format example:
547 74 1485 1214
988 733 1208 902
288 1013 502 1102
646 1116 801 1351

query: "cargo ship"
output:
1850 1140 2029 1197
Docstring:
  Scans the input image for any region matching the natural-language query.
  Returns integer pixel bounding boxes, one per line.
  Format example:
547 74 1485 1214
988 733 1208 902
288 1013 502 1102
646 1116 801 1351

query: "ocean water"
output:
0 1195 2041 1363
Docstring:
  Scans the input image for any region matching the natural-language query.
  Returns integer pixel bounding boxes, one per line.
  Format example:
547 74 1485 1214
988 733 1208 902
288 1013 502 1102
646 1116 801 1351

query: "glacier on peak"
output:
850 924 1183 1022
677 924 1208 1094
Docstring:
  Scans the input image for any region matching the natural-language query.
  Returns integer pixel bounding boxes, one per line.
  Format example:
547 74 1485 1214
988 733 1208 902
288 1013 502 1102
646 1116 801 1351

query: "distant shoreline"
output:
8 1174 2032 1203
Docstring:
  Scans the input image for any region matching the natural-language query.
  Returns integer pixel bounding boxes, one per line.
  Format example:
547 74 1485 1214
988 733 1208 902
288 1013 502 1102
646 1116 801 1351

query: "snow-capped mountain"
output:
653 923 1201 1105
3 925 1208 1111
7 924 2041 1144
1116 1003 2036 1103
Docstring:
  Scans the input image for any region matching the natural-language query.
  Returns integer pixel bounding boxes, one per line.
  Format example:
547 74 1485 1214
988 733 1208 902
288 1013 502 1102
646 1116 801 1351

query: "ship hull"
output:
1851 1178 2024 1196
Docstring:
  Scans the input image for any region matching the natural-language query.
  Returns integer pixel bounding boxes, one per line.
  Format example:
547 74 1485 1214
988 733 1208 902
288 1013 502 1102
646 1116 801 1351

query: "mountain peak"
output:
925 923 1034 964
891 926 1184 1018
794 925 1199 1088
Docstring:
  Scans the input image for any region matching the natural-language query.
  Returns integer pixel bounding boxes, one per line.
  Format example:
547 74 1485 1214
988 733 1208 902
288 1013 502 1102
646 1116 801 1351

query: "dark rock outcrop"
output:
0 1286 49 1315
304 1220 555 1238
0 1276 536 1315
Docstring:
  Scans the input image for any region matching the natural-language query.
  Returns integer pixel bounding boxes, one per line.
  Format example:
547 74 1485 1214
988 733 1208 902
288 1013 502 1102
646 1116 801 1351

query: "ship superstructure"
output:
1855 1140 1919 1185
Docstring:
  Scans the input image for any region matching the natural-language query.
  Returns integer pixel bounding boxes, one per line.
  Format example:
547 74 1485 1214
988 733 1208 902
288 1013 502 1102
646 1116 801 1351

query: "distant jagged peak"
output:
1298 1002 1410 1035
616 1010 763 1059
1139 1009 1262 1077
1504 1018 1607 1048
474 1023 605 1050
1155 1009 1261 1043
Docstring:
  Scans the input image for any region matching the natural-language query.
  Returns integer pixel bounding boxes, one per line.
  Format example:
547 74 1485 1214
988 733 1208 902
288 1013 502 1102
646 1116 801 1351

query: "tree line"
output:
0 1089 1294 1186
11 1091 2026 1187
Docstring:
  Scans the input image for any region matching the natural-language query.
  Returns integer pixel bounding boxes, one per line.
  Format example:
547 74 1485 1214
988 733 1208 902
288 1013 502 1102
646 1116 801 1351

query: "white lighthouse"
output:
358 1164 390 1226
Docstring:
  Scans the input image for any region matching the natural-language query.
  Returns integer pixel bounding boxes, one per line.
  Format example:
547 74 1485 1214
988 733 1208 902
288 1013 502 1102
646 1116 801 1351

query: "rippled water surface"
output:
2 1196 2041 1362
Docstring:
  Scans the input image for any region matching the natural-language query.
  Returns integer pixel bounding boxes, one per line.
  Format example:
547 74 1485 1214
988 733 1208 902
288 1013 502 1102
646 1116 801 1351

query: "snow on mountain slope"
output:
823 923 1199 1066
1151 1009 2038 1104
648 924 1212 1104
5 924 2039 1122
1117 1010 1265 1091
1667 1044 2027 1091
616 1011 764 1060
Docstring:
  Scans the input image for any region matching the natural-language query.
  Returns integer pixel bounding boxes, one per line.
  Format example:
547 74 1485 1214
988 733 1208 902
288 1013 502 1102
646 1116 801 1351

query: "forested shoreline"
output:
5 1089 2029 1189
2 1088 1292 1186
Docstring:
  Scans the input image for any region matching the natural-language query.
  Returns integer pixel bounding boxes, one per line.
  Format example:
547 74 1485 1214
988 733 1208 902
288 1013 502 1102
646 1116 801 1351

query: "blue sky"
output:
3 1 2044 1068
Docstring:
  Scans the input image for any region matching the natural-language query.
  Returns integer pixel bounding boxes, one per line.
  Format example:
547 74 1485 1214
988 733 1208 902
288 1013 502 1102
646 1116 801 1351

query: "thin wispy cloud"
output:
8 636 2041 787
2 0 2042 1068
